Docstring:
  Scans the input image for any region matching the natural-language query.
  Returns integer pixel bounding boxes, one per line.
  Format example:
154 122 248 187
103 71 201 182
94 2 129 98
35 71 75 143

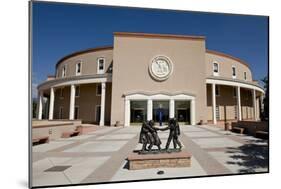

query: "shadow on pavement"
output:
225 139 269 173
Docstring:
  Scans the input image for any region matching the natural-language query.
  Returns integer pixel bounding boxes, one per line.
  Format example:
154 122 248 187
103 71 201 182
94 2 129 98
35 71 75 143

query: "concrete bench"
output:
255 131 269 139
231 127 245 134
61 131 80 138
32 136 49 146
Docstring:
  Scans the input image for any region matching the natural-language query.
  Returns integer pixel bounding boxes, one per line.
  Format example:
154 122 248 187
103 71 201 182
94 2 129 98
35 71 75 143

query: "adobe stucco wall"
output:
111 34 207 125
205 52 253 81
56 48 113 78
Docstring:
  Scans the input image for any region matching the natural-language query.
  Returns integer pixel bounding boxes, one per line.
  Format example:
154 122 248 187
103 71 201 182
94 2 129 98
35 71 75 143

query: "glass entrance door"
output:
153 100 169 125
175 100 190 124
130 101 147 124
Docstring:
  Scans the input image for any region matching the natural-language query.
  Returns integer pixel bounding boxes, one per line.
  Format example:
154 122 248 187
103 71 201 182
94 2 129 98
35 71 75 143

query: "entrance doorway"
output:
130 101 147 124
153 100 169 125
175 100 190 124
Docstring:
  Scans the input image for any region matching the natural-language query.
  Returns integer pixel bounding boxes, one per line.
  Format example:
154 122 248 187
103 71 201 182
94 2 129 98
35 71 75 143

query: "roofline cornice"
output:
114 32 206 40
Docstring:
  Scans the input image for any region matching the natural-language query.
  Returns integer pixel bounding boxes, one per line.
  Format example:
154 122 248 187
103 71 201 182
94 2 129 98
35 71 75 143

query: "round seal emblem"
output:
149 56 173 81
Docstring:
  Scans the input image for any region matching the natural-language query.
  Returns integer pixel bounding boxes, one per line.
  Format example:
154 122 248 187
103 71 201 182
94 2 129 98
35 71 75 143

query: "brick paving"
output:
32 125 269 187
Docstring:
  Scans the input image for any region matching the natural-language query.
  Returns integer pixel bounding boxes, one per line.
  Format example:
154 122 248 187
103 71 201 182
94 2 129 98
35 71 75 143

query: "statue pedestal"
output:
127 150 192 170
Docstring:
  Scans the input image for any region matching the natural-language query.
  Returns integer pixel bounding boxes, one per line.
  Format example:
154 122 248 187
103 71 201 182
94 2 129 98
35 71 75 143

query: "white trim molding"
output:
206 78 264 94
232 65 237 79
38 74 111 91
124 92 196 126
97 57 105 74
125 93 195 101
75 61 82 76
213 61 219 77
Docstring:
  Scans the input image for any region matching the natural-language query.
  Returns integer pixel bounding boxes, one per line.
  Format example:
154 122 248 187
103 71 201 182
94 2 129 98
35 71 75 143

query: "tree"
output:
261 76 269 121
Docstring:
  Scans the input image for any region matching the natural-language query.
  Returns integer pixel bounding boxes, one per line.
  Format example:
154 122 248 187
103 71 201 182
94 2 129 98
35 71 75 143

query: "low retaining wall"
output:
128 151 191 170
231 121 268 136
32 120 82 140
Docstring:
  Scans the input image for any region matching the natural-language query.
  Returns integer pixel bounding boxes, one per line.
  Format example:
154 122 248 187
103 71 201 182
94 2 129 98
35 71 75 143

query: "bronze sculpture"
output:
139 120 162 153
138 118 182 154
164 118 182 150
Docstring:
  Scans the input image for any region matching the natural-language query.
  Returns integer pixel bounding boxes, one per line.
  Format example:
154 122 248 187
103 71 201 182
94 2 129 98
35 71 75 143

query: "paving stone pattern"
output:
32 125 268 187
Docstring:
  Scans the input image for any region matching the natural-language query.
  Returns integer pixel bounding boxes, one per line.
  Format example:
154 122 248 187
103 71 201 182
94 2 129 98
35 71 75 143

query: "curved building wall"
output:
205 51 253 81
56 48 113 78
37 34 263 126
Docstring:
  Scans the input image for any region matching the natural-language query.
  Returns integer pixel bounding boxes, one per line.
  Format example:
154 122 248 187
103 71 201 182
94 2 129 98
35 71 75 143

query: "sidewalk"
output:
32 125 268 187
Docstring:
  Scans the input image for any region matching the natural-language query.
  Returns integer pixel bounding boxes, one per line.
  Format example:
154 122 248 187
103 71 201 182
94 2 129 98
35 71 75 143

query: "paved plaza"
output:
32 125 269 187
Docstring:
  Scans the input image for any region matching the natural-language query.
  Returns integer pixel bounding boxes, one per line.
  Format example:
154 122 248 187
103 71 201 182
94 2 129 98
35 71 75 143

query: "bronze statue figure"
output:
147 120 162 150
165 118 182 150
138 119 182 154
139 120 162 153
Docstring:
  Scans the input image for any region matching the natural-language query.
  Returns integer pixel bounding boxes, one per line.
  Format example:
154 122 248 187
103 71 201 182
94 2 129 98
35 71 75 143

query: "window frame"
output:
213 62 219 76
244 71 247 80
62 65 66 78
75 61 82 76
97 57 105 74
232 65 237 79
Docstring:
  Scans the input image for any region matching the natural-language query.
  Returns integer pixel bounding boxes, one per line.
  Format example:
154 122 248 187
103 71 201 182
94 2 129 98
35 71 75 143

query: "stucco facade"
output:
37 32 264 126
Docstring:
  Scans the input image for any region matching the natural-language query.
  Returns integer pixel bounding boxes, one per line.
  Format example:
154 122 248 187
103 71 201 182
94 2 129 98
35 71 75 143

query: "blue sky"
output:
32 2 268 97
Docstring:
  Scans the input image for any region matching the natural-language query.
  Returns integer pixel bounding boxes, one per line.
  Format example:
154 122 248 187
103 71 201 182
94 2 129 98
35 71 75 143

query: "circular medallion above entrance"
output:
149 55 173 81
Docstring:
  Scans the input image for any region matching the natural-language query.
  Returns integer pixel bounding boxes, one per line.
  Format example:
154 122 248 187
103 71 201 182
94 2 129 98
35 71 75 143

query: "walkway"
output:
32 125 268 187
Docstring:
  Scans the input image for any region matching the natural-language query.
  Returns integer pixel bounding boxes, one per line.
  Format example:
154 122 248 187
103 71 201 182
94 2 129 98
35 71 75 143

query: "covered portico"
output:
37 74 111 126
123 92 196 127
206 77 265 124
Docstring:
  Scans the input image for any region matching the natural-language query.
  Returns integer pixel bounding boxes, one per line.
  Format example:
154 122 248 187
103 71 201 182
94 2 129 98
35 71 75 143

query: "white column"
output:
69 84 76 120
48 87 55 120
212 83 217 124
252 89 257 121
237 86 242 121
37 91 43 120
147 99 153 121
169 99 175 119
260 94 264 113
124 99 130 127
99 82 106 126
191 99 196 125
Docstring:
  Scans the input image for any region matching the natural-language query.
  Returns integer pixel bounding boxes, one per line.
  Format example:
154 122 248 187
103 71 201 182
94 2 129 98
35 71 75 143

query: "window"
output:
75 86 80 97
97 58 105 74
60 88 64 99
233 87 237 98
59 107 63 119
96 84 102 96
74 106 79 120
213 62 219 76
62 65 66 77
76 61 82 75
232 66 236 78
215 85 220 96
244 72 247 80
